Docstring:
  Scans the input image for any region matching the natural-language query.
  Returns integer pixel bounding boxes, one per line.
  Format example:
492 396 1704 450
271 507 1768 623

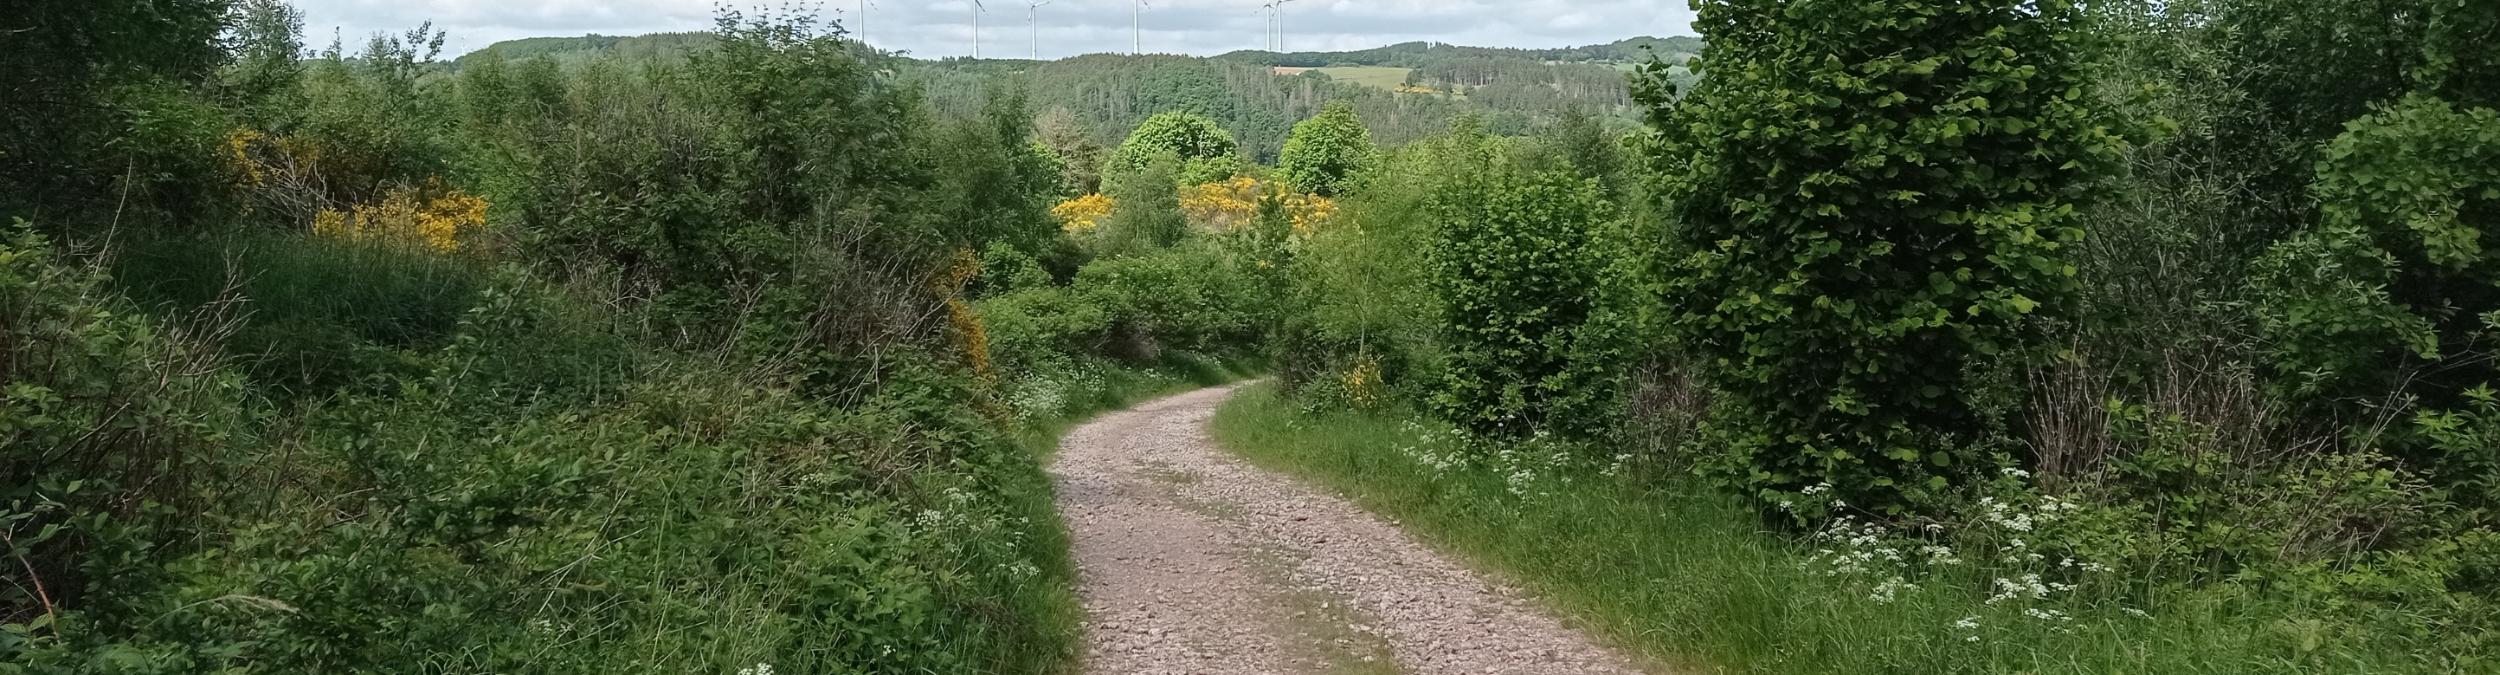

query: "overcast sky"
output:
294 1 1698 61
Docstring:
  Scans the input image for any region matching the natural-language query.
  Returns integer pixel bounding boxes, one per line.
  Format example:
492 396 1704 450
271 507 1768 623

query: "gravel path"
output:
1050 384 1651 675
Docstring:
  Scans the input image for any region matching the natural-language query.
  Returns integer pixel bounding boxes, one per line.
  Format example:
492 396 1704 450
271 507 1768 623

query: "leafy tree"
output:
1278 101 1376 196
1643 0 2124 511
2253 97 2500 406
1094 156 1190 257
1106 111 1244 186
1032 105 1104 195
1 0 237 223
222 0 304 125
2420 0 2499 109
933 91 1063 254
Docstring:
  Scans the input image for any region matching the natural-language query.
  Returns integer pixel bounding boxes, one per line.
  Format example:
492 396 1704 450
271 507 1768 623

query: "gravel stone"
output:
1051 385 1653 674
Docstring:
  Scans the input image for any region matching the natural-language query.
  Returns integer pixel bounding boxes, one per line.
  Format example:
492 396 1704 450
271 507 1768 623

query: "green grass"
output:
1208 383 2453 674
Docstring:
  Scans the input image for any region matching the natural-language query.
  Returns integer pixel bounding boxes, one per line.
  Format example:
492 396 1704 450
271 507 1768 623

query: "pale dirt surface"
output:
1049 384 1652 675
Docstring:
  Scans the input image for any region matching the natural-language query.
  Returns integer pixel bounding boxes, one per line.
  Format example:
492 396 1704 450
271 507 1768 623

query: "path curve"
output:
1049 384 1649 675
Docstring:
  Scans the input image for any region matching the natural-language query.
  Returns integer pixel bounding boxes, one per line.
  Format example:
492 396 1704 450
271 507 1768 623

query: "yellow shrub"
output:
1179 177 1338 236
1342 355 1385 409
1053 194 1116 234
225 128 267 188
311 179 488 253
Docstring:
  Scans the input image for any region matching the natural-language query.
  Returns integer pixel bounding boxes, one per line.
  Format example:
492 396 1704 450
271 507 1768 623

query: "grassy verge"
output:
1208 383 2438 674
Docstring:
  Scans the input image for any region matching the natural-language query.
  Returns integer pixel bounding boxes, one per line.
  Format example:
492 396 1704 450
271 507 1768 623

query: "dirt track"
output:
1049 384 1648 675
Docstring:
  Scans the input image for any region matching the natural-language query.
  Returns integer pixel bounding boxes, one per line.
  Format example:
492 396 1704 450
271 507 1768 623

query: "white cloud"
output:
289 0 1696 60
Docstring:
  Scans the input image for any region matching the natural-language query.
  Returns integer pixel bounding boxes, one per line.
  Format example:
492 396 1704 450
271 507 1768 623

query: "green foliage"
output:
934 93 1066 254
1278 102 1376 197
1276 136 1449 410
1643 0 2125 511
1105 111 1245 186
0 0 235 222
110 231 487 398
1073 245 1269 360
1092 157 1191 257
2420 0 2500 109
1 226 246 653
2253 96 2500 403
1424 155 1618 440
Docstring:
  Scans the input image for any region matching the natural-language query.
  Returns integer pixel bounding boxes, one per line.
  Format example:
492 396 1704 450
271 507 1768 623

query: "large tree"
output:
1643 0 2124 511
1278 101 1375 197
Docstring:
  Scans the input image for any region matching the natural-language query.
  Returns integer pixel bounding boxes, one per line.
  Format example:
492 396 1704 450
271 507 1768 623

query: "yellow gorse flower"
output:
1178 177 1337 236
225 128 268 188
1341 355 1385 409
311 179 488 253
933 249 996 384
1052 193 1116 234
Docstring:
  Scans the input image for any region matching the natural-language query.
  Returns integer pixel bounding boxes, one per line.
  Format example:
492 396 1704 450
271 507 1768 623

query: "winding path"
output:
1049 384 1650 675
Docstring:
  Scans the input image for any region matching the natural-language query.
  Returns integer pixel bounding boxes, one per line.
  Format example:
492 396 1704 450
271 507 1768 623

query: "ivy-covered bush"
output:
1642 0 2125 511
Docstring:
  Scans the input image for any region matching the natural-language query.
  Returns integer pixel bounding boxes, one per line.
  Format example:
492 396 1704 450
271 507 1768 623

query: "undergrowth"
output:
1210 383 2475 674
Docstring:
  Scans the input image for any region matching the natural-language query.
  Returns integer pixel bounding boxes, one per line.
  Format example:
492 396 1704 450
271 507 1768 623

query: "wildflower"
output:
737 664 775 675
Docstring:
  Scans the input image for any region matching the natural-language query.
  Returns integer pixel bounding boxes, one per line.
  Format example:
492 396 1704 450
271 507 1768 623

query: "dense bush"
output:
1643 0 2125 511
1104 111 1246 187
1423 150 1619 440
1277 102 1375 197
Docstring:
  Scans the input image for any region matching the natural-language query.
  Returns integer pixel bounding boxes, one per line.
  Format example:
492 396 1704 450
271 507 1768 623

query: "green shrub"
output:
1073 245 1267 360
1642 0 2125 511
1424 160 1619 440
2252 96 2500 408
1091 157 1191 257
1 226 247 660
110 231 486 398
1105 111 1245 187
1278 102 1375 197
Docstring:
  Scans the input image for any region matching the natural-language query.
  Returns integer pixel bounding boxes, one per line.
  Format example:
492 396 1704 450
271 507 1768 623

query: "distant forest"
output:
448 32 1700 161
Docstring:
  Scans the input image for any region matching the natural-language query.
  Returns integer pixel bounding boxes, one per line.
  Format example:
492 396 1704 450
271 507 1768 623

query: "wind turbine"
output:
1027 0 1051 61
971 0 987 59
855 0 874 41
1132 0 1148 55
1257 1 1278 51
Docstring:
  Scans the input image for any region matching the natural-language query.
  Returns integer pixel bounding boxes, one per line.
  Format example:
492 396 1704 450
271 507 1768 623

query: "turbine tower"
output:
1258 1 1278 51
972 0 987 59
855 0 874 41
1028 0 1052 61
1133 0 1149 55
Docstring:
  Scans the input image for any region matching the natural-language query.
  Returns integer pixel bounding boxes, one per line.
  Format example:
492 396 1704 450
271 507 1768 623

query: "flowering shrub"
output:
1178 177 1338 236
1052 193 1115 234
311 179 488 252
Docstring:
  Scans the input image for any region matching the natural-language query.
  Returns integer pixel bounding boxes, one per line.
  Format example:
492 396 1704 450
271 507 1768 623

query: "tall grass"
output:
1208 383 2449 674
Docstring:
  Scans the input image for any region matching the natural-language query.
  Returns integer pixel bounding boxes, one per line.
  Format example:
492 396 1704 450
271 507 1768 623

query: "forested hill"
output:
452 32 1701 161
1212 35 1704 67
449 32 716 68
